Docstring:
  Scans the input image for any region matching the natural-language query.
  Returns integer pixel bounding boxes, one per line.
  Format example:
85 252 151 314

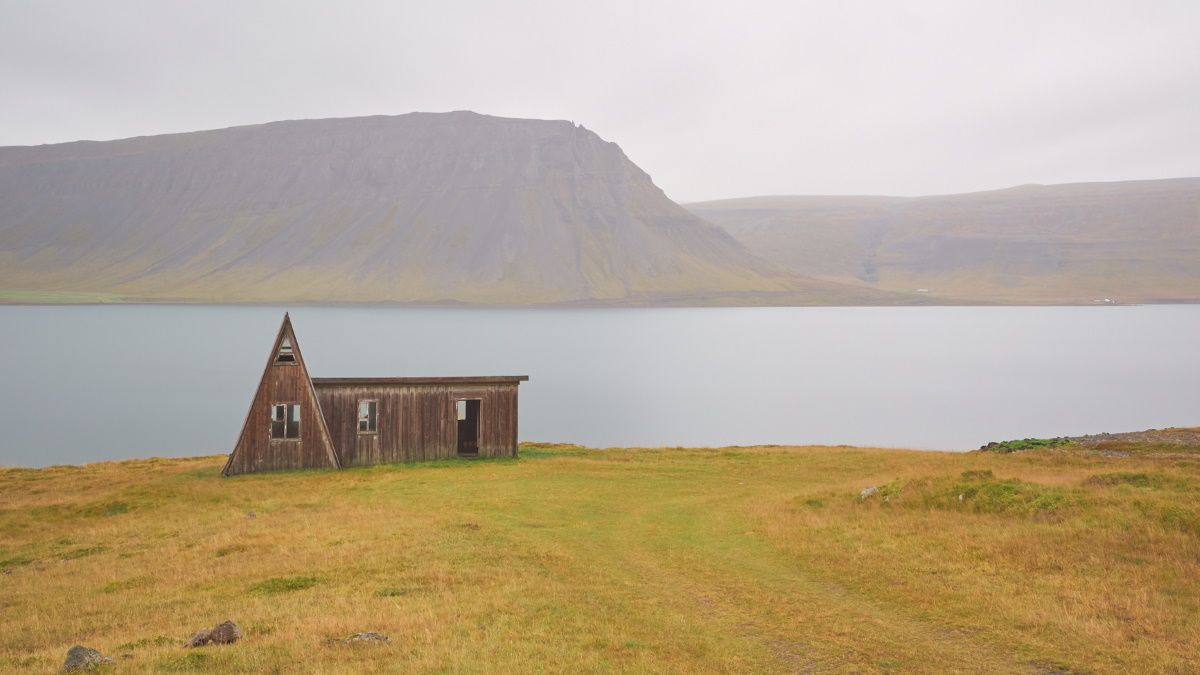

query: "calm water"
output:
1 305 1197 467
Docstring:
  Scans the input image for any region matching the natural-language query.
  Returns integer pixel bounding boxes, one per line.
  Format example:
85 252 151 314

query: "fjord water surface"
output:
1 305 1197 466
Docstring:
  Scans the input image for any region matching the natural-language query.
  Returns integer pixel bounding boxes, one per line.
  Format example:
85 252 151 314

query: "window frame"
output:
270 402 302 441
275 336 297 365
357 399 379 435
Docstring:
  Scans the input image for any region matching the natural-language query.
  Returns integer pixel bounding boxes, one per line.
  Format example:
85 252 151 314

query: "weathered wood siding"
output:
224 317 339 476
315 383 520 465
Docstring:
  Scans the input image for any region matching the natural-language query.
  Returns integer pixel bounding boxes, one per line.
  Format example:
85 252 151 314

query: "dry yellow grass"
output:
2 444 1198 673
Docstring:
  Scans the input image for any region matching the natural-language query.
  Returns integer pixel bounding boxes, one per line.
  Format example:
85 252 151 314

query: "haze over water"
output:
1 305 1197 467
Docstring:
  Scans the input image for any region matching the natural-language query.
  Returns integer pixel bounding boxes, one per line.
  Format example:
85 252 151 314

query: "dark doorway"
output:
456 399 480 456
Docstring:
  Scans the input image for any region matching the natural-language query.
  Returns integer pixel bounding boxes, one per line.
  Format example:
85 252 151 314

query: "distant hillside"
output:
689 178 1200 304
0 112 901 305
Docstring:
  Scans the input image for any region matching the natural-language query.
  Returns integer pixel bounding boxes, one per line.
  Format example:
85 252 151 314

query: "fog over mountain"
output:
690 179 1200 304
0 112 897 305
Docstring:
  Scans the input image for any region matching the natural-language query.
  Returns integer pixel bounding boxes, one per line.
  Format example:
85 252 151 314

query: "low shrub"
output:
979 437 1070 453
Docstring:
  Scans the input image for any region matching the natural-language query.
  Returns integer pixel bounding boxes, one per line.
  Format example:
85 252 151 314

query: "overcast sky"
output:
2 1 1198 202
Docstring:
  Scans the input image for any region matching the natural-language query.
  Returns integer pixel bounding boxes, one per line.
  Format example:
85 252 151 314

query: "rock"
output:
62 645 113 672
859 486 879 499
184 620 242 648
342 631 390 644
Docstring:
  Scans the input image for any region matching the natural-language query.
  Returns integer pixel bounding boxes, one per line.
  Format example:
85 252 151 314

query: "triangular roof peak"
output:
222 312 341 476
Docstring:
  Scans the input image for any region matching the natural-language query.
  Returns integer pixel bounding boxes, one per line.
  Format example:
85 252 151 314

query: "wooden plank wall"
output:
315 383 519 466
225 356 338 475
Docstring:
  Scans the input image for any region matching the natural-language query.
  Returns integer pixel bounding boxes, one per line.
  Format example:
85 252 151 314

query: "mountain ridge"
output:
4 111 906 305
689 177 1200 304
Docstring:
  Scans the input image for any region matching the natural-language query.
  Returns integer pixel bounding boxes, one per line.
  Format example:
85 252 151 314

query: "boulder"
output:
859 486 879 499
61 645 113 672
184 620 242 648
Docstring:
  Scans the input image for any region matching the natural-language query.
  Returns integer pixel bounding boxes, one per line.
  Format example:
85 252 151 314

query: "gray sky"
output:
2 1 1198 202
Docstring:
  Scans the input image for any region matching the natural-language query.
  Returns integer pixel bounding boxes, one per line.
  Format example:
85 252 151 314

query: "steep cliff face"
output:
0 111 790 303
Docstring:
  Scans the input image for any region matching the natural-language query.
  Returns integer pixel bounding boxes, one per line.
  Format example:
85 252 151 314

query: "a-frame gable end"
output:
223 313 341 476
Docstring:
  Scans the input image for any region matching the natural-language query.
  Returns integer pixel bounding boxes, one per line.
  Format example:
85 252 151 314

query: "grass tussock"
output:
863 470 1071 516
249 575 322 594
1 445 1198 672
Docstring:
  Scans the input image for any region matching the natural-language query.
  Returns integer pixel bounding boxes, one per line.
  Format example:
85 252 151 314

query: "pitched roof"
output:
312 376 528 387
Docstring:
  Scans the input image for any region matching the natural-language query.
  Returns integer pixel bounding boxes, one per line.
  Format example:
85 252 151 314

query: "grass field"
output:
2 443 1198 673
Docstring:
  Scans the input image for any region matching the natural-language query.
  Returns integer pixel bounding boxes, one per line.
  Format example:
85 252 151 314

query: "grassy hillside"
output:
689 178 1200 304
2 443 1198 673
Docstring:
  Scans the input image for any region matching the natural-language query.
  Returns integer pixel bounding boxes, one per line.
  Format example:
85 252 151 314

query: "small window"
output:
275 336 296 363
271 403 301 439
357 400 378 434
456 399 467 421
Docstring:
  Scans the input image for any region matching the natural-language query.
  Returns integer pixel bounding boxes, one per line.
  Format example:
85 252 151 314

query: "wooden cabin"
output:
223 314 528 476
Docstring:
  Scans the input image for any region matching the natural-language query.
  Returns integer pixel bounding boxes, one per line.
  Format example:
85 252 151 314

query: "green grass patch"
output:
116 635 176 651
980 437 1071 453
81 500 133 517
56 545 108 560
156 652 211 671
518 443 587 459
0 289 127 304
101 575 155 593
870 472 1070 516
1159 506 1200 536
0 555 34 570
249 575 321 594
1084 472 1165 489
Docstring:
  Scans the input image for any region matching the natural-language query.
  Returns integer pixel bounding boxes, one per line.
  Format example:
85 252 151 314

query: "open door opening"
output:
456 399 480 457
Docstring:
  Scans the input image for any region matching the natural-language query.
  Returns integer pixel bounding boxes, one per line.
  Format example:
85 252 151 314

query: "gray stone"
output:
61 646 113 672
343 631 390 644
184 620 242 648
859 486 879 499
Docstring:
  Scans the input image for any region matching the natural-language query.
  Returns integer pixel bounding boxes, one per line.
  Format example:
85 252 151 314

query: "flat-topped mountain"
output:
689 178 1200 304
1 112 890 305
